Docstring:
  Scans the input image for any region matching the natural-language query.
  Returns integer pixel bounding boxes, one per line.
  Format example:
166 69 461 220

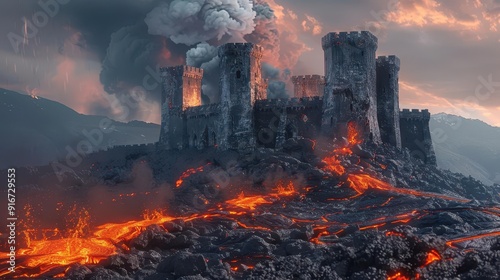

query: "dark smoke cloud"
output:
1 0 294 120
58 0 165 60
186 42 220 103
98 23 174 121
262 62 289 99
145 0 257 45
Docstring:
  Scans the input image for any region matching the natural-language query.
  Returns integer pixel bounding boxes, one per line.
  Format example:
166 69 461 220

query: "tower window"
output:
236 70 241 79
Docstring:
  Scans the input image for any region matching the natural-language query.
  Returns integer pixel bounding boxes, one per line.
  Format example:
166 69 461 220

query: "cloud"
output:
145 0 257 45
400 80 500 127
384 0 481 30
98 23 187 121
302 14 323 35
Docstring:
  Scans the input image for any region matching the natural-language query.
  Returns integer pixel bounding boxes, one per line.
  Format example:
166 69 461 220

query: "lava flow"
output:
1 126 495 278
175 163 210 188
0 180 300 278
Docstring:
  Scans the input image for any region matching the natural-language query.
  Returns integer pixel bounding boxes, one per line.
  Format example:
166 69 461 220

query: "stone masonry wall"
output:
377 55 402 149
322 31 381 143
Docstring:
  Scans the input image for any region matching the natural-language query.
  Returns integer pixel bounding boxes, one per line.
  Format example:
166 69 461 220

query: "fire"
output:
273 180 297 196
347 121 362 145
183 89 202 110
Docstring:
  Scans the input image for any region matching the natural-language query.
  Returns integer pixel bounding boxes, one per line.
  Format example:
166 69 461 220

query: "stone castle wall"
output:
291 75 325 98
157 31 436 165
400 109 436 165
254 97 323 148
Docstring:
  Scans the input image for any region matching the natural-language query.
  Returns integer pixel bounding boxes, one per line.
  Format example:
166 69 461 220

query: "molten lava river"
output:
1 130 499 279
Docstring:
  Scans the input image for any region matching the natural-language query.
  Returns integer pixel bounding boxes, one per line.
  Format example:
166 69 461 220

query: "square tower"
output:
160 66 203 110
377 55 402 149
159 65 203 149
218 43 267 150
321 31 381 144
400 109 436 165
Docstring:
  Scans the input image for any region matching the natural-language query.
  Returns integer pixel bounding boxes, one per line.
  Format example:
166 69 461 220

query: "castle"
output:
158 31 436 165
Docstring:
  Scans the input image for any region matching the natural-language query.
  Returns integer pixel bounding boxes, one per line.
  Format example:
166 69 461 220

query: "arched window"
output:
236 70 241 79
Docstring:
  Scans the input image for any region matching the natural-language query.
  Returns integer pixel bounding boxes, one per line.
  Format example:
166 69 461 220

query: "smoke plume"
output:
145 0 257 45
186 42 220 103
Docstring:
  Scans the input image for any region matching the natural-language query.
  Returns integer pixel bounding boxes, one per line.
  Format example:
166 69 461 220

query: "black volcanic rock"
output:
65 264 92 280
157 252 208 276
7 134 500 279
131 224 175 250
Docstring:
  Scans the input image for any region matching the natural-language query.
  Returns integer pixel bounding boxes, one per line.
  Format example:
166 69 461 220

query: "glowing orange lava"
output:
321 154 345 175
446 230 500 247
387 272 409 280
226 192 273 210
176 163 210 188
347 121 362 145
423 249 441 266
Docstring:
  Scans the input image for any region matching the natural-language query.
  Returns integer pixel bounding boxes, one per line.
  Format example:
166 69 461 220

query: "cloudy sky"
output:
0 0 499 125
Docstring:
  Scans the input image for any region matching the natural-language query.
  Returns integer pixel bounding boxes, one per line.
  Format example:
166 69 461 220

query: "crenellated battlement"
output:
377 55 400 69
400 109 431 120
218 43 258 57
160 65 203 79
157 29 434 162
291 75 325 83
321 31 378 50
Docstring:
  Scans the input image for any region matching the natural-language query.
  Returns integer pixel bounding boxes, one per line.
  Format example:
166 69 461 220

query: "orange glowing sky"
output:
0 0 498 126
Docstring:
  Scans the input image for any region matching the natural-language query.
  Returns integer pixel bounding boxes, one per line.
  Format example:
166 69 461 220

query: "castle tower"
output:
159 66 203 149
377 55 402 149
218 43 267 150
321 31 381 144
400 109 436 165
291 75 325 98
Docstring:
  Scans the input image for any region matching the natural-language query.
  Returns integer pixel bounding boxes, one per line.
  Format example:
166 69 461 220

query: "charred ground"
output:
1 137 500 280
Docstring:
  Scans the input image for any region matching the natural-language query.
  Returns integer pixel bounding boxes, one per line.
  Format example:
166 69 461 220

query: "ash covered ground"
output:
2 137 500 280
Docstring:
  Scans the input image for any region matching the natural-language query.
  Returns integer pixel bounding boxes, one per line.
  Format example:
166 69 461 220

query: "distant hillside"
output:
0 89 160 169
430 113 500 186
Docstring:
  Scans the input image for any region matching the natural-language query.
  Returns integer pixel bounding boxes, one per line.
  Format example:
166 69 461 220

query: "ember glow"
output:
226 192 273 210
423 249 441 266
387 272 409 280
176 163 210 188
347 121 362 145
